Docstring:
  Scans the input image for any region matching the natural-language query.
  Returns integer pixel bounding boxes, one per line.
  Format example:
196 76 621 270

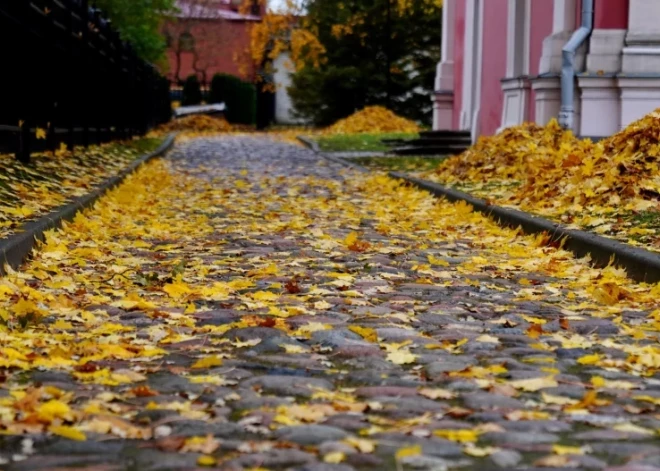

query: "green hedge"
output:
181 74 202 106
209 73 256 125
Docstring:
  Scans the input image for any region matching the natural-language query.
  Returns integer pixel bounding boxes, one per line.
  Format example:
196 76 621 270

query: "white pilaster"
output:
435 0 455 91
532 77 580 134
499 78 531 132
433 0 455 130
432 92 454 130
586 30 626 73
460 0 483 138
622 0 660 73
500 0 531 132
539 0 585 75
578 77 620 137
618 78 660 128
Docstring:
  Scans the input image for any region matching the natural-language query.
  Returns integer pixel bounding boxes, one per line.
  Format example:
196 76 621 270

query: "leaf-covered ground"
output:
0 136 659 470
416 115 660 252
0 138 164 240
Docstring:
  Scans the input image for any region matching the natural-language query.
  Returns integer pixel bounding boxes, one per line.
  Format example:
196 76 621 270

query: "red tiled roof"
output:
174 0 261 21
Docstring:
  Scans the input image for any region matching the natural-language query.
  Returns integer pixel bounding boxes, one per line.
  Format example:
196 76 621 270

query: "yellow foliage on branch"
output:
395 0 443 14
323 106 420 134
244 0 326 76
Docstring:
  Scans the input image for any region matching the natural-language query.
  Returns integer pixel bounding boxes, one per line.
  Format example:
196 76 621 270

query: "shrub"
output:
209 74 227 105
181 74 202 106
217 75 256 125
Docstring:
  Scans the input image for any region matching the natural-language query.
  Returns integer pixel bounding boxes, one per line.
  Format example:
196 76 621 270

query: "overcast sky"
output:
267 0 304 12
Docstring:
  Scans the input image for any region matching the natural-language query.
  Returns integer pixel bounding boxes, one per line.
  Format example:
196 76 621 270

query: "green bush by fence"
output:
209 73 256 125
182 75 202 106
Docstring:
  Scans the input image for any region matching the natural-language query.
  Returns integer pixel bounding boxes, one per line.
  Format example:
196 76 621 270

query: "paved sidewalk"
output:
0 136 659 471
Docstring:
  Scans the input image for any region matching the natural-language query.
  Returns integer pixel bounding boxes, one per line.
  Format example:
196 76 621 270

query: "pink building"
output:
434 0 660 140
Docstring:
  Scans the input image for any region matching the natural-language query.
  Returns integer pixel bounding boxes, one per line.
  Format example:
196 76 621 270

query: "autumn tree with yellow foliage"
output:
244 0 442 126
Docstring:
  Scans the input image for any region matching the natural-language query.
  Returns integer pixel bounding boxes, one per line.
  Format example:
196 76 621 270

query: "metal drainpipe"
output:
559 0 594 131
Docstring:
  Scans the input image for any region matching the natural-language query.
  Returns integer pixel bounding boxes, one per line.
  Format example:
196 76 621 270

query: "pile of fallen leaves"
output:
432 120 589 184
154 115 235 134
323 106 420 134
518 111 660 213
423 112 660 249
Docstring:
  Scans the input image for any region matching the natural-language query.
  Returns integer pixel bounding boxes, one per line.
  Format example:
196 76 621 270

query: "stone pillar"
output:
538 0 579 74
587 0 628 73
499 0 531 132
432 0 455 130
579 0 627 137
622 0 660 73
533 0 581 133
459 0 484 137
619 0 660 128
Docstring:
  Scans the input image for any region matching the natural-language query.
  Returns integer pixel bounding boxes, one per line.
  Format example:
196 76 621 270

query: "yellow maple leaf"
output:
163 279 193 300
633 395 660 406
37 400 72 422
184 302 196 314
280 344 307 353
508 376 558 392
395 444 422 461
427 254 449 266
418 388 455 400
344 231 358 247
434 429 480 443
323 452 345 463
386 349 417 365
314 300 332 310
50 425 86 441
35 128 47 139
348 325 378 342
552 444 586 455
541 392 577 405
251 290 280 302
577 354 602 365
463 445 500 457
343 437 375 453
191 356 223 369
197 455 217 467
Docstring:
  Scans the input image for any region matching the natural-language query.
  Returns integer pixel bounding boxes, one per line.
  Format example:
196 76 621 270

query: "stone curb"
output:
390 172 660 284
0 133 177 276
296 136 369 173
297 135 660 283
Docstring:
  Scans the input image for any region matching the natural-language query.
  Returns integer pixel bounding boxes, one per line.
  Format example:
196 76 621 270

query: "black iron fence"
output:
0 0 171 162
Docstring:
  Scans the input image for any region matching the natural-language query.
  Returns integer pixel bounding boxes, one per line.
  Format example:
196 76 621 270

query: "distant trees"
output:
244 0 442 126
92 0 176 62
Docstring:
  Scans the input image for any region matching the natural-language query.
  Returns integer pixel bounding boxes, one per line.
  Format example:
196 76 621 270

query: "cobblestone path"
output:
1 136 660 471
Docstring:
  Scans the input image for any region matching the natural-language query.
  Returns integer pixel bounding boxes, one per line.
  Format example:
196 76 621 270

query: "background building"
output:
163 0 264 85
434 0 657 140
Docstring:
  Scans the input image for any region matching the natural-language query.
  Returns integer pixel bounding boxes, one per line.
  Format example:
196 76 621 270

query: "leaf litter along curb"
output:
0 139 659 468
0 138 164 240
416 111 660 252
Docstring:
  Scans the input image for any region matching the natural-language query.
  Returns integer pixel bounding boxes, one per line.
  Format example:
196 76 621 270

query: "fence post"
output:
81 0 90 147
17 120 31 164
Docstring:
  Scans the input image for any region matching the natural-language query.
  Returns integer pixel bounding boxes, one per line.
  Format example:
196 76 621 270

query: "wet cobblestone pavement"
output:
1 136 660 471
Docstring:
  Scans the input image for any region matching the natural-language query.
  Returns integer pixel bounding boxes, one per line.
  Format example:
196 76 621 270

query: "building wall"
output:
594 0 628 28
452 0 467 130
527 0 554 122
164 19 256 85
478 0 507 135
